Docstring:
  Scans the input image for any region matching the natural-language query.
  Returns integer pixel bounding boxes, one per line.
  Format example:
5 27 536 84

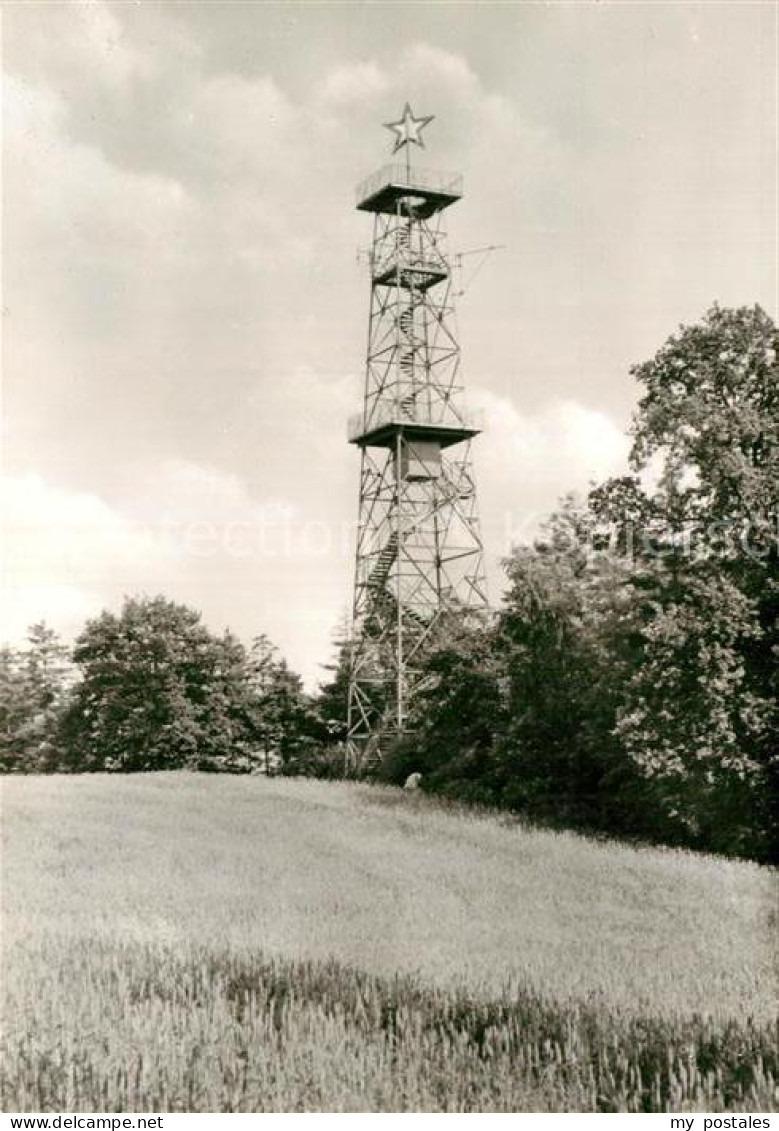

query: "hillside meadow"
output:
1 773 776 1112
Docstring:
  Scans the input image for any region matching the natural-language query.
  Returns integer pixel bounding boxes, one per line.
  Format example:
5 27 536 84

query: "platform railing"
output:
355 164 463 208
370 250 449 281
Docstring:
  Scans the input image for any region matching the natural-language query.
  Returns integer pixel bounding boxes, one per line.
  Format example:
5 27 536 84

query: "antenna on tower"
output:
454 245 506 297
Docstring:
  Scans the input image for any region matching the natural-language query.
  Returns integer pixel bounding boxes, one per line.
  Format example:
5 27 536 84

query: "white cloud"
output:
4 74 194 274
133 459 298 527
320 61 388 106
474 391 631 557
403 43 480 96
0 466 348 687
482 392 630 487
5 0 146 95
186 73 299 180
1 473 158 643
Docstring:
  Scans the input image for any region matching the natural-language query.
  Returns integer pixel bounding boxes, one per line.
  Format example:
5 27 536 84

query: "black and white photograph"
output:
1 0 777 1117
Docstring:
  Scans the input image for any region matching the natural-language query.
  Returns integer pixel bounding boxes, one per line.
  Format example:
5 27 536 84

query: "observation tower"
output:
346 104 488 771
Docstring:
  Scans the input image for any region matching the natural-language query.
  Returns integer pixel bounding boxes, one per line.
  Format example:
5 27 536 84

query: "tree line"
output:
2 305 776 861
0 606 321 777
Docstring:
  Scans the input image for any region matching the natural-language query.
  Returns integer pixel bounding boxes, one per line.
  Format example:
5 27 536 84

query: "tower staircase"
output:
364 531 428 636
365 531 399 592
399 302 417 418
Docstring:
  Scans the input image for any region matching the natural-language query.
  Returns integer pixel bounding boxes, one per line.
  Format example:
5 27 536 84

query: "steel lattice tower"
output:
346 106 488 771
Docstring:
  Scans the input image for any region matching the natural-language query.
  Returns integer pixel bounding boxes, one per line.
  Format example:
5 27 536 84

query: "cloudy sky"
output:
2 0 776 684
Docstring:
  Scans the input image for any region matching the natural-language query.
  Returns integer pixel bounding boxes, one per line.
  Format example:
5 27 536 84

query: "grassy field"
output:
1 772 776 1112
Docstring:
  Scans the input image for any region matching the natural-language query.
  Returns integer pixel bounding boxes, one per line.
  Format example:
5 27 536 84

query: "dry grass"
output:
1 773 777 1111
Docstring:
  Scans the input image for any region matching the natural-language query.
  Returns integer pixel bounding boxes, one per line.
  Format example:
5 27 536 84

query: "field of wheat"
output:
1 773 776 1112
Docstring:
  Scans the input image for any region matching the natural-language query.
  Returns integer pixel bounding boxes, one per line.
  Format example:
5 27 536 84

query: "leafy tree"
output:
593 304 778 855
244 634 314 773
191 629 260 772
379 611 504 797
0 647 26 770
629 303 777 544
63 596 256 772
0 624 74 772
613 568 770 851
313 616 353 744
494 501 648 831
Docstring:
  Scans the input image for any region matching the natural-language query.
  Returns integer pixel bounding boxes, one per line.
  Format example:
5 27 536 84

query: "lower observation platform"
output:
348 405 483 449
372 260 448 291
356 164 463 218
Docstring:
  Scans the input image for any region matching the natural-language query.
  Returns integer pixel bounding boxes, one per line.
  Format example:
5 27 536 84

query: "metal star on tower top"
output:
384 103 435 154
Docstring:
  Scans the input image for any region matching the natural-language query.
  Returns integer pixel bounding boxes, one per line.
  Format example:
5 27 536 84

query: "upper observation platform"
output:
356 164 463 218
